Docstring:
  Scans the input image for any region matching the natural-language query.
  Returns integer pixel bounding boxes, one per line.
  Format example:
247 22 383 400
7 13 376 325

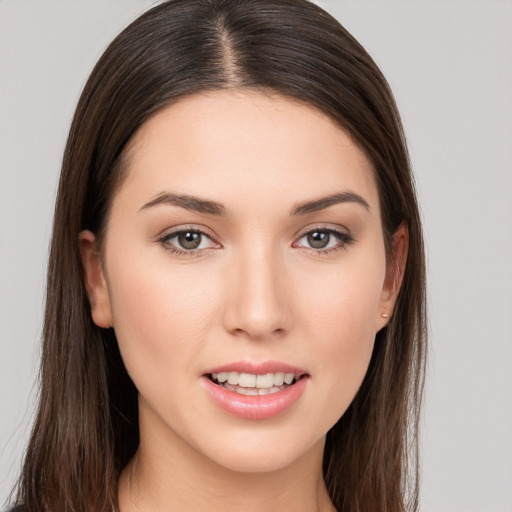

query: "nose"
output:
222 245 291 340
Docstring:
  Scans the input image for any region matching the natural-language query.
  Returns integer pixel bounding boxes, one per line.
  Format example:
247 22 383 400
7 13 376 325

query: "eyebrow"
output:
139 192 229 216
139 190 370 217
290 191 370 215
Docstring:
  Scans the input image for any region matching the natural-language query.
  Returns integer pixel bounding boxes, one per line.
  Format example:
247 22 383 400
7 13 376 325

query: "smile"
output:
208 371 300 396
202 364 309 420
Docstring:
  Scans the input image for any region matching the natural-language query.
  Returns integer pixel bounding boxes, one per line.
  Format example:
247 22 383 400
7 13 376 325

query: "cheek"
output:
105 250 220 384
295 254 385 424
299 251 385 344
310 283 379 380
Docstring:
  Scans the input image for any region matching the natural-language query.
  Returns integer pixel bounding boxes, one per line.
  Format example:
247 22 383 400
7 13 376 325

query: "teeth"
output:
210 371 300 388
284 373 294 385
273 372 284 385
221 382 288 396
235 386 259 396
256 373 274 388
238 373 257 387
258 386 283 396
227 372 238 385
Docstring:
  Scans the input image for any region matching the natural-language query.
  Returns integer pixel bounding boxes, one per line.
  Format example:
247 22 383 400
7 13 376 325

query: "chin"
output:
191 426 326 475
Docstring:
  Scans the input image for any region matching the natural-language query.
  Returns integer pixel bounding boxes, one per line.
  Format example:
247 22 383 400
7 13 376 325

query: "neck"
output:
118 406 335 512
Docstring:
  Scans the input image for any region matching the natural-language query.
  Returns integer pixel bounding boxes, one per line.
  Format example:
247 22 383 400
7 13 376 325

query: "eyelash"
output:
158 225 355 257
158 226 220 257
294 226 355 254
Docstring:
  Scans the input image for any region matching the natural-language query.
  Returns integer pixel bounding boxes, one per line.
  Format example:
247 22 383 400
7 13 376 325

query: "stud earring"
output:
381 312 389 318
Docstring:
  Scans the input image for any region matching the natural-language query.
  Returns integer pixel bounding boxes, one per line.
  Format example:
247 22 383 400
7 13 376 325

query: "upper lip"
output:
204 360 309 377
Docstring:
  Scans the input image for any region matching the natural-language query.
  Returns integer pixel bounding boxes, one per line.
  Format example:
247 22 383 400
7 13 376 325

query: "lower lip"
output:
201 376 308 420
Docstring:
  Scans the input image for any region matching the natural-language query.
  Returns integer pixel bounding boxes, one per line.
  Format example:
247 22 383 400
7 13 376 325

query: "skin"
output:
80 90 407 512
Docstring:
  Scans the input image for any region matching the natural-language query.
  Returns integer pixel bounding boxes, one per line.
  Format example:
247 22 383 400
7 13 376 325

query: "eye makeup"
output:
293 225 355 255
157 223 355 258
158 225 221 257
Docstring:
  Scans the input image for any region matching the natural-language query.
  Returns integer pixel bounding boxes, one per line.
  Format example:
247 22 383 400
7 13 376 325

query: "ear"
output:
376 221 408 331
78 230 113 328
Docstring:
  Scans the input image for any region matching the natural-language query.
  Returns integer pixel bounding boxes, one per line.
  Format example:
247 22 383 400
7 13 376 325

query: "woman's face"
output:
81 91 402 474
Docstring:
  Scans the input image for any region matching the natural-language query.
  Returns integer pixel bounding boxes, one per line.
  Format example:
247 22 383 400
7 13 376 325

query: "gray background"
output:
1 1 511 510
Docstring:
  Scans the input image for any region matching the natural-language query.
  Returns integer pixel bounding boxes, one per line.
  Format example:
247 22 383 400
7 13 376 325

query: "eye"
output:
159 228 219 254
294 227 354 252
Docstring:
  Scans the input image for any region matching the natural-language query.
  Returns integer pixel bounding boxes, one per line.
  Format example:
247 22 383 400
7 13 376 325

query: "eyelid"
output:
157 224 222 253
294 223 351 238
156 223 354 256
158 223 218 238
292 224 355 251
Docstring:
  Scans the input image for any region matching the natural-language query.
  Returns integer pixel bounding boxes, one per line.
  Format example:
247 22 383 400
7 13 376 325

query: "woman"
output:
12 0 426 511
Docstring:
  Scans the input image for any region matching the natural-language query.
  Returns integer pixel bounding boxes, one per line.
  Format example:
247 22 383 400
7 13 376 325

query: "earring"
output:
381 312 389 318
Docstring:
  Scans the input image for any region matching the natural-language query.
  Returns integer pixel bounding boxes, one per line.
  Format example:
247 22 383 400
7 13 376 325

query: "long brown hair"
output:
14 1 427 511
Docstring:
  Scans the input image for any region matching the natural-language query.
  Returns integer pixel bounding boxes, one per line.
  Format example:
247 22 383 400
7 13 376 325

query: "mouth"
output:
206 371 307 396
202 364 310 420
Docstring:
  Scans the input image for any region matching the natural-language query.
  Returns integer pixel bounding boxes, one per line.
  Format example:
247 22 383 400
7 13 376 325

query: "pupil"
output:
178 231 201 249
307 231 329 249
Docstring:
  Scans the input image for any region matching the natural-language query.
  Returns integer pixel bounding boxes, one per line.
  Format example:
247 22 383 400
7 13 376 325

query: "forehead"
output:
116 90 380 215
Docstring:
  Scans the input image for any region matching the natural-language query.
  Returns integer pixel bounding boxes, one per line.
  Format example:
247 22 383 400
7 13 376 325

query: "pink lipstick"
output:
201 361 309 420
